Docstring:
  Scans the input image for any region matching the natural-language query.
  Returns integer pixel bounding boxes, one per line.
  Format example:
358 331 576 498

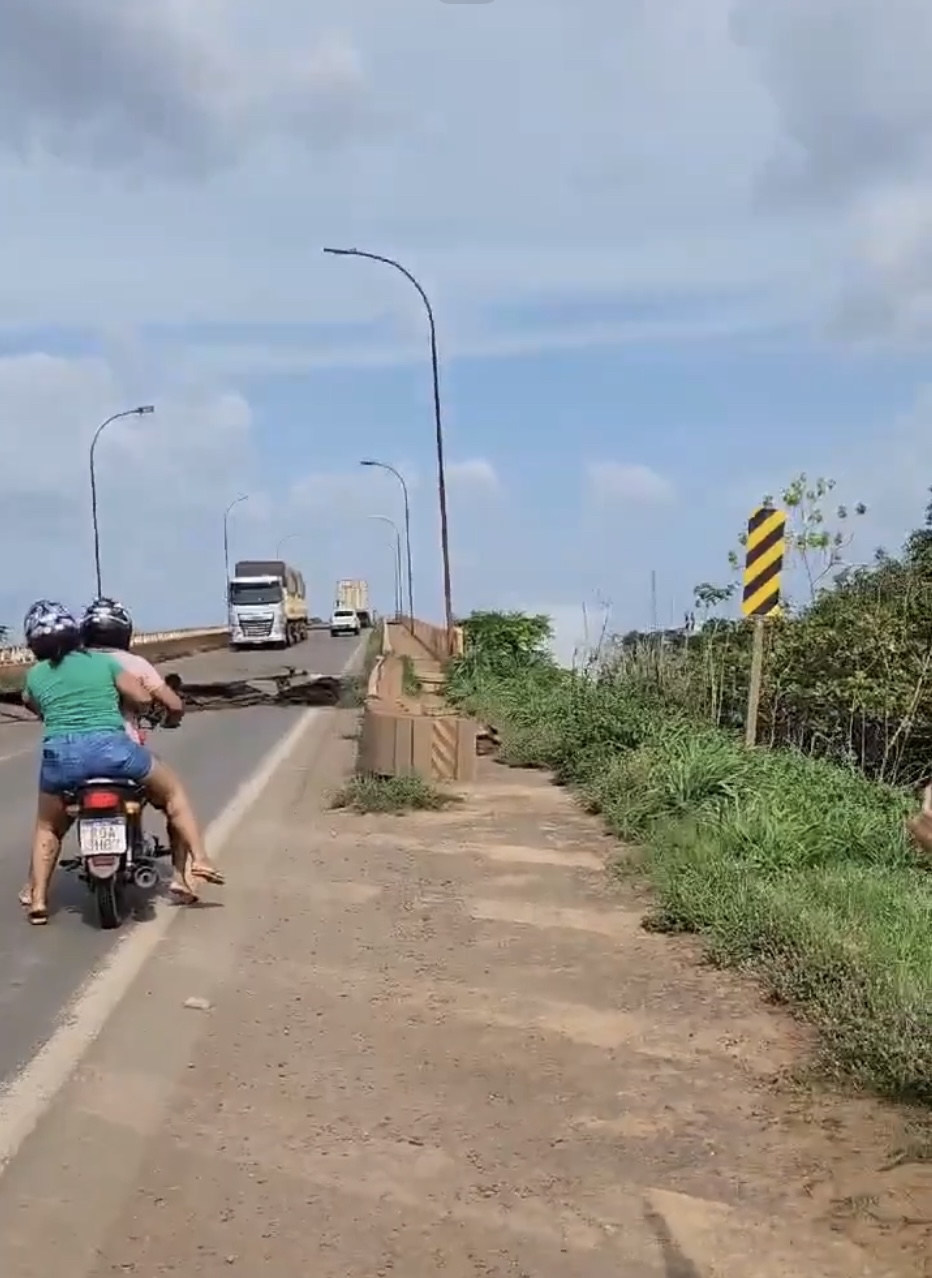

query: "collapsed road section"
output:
165 668 345 710
0 667 347 722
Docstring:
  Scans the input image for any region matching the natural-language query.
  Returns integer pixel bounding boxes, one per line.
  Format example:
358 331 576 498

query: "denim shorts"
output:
39 730 153 795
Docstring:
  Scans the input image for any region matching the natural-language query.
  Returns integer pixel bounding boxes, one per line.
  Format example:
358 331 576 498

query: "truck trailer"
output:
228 559 309 648
335 579 371 628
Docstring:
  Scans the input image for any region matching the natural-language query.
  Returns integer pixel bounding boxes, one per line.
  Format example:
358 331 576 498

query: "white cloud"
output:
3 0 932 636
0 0 824 342
733 0 932 338
585 462 675 505
447 458 499 490
0 1 375 176
0 0 926 351
0 349 257 630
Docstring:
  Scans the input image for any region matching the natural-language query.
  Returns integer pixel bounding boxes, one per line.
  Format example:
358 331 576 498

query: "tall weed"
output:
457 655 932 1104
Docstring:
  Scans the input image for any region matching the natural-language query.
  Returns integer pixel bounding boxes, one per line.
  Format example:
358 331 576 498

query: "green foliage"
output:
447 609 555 701
450 593 932 1103
728 472 868 604
339 626 385 707
460 610 553 667
331 773 459 813
401 655 423 697
604 476 921 785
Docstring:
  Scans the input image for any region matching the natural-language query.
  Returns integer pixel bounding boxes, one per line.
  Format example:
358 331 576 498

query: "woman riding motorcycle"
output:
20 600 216 923
80 596 224 899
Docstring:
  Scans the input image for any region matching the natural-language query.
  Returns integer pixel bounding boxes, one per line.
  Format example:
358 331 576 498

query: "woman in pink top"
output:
106 647 167 744
81 599 225 899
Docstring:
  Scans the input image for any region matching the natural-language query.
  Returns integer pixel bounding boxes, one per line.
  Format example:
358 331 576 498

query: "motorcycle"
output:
60 674 183 930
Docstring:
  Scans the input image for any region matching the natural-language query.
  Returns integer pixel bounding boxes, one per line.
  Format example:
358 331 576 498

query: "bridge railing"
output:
0 626 229 666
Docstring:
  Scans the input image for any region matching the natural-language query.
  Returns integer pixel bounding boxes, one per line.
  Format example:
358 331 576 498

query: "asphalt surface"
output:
0 630 362 1092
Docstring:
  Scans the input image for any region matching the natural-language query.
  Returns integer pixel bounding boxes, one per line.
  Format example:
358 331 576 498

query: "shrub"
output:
452 610 932 1104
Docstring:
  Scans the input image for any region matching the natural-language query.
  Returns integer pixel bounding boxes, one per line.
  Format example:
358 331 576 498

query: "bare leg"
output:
145 761 224 886
146 788 198 903
28 792 68 922
168 823 199 902
21 809 73 907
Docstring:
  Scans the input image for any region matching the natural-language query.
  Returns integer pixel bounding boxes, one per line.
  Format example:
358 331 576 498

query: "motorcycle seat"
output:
67 778 146 801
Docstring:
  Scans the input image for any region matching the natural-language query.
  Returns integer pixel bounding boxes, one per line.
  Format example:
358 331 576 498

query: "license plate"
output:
79 818 127 856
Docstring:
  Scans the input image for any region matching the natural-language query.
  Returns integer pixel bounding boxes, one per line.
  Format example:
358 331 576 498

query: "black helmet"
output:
23 600 81 662
81 597 134 650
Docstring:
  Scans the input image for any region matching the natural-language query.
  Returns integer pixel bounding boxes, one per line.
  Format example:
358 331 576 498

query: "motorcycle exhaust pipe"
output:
132 864 158 890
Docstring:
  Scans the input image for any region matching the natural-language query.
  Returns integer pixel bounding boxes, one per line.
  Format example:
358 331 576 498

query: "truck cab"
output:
228 575 288 647
228 558 309 649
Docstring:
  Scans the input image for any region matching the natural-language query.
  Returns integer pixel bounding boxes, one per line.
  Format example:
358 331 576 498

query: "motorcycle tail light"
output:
83 790 120 810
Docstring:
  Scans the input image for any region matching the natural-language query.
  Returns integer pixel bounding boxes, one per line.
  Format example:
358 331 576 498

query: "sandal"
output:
191 865 225 886
168 885 198 905
27 907 49 926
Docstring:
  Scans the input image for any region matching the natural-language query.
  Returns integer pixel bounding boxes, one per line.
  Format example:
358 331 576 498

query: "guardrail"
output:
357 619 476 782
0 625 229 666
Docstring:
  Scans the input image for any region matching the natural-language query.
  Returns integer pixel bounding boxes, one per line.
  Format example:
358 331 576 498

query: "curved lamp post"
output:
276 533 302 558
324 247 452 640
361 458 414 624
369 515 403 617
223 494 249 615
89 405 155 596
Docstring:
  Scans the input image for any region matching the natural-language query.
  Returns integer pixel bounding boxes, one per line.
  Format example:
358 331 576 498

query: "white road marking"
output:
0 746 31 765
0 640 364 1176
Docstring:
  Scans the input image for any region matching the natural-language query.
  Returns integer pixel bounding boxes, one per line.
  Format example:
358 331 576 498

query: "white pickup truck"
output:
330 607 361 637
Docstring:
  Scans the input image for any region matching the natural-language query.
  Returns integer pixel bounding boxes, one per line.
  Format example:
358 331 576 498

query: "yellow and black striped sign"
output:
742 506 786 617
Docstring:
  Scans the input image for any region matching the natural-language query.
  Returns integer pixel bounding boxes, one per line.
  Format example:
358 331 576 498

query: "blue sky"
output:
1 0 932 657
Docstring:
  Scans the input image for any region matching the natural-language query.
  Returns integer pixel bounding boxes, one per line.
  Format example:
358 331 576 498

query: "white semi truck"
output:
228 559 309 648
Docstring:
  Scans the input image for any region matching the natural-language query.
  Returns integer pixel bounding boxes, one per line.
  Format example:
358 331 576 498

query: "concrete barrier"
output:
357 705 477 782
365 619 392 699
356 616 476 783
0 624 229 667
403 619 464 661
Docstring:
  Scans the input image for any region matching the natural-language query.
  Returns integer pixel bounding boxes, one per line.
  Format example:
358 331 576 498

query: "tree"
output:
459 611 554 671
692 580 736 624
727 472 867 604
903 486 932 578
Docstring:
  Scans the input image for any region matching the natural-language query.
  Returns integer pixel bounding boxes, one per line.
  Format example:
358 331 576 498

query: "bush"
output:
331 773 459 814
450 613 932 1105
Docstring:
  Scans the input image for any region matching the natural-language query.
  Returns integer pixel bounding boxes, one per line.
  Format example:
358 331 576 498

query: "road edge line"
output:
0 638 365 1176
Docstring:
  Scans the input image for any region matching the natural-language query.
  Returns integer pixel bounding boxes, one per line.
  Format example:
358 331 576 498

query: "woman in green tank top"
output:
20 601 214 925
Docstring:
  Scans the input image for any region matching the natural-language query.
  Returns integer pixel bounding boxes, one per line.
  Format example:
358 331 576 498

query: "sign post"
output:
741 505 786 746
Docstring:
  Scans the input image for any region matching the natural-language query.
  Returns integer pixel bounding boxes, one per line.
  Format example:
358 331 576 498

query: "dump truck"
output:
228 559 309 648
335 579 371 628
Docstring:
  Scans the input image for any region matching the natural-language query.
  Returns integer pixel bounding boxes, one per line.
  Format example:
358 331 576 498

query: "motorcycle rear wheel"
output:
93 876 125 930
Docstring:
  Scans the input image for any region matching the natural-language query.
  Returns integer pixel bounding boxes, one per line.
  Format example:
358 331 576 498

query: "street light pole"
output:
369 516 403 617
276 533 301 558
324 247 453 642
361 458 414 625
223 494 249 610
89 405 155 597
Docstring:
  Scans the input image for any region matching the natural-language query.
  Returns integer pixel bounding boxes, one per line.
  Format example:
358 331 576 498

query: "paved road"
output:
0 713 897 1275
0 630 362 1092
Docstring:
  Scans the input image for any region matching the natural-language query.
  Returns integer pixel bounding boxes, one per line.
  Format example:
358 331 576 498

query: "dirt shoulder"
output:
0 717 926 1275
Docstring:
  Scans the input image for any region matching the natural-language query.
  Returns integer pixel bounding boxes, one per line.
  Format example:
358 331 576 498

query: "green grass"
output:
450 665 932 1105
401 655 423 697
339 626 387 707
331 772 459 814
